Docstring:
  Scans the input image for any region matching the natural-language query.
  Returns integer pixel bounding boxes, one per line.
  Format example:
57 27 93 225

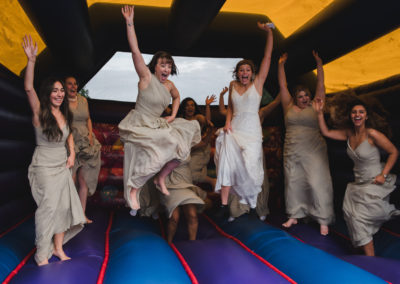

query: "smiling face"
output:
350 104 368 127
65 77 78 98
184 99 196 118
237 64 253 86
295 90 311 109
154 58 172 83
49 81 65 108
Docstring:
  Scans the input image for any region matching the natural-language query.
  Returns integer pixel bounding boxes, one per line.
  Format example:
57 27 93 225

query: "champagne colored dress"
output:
70 95 101 195
283 105 334 225
344 139 400 247
189 144 211 183
215 83 264 208
118 74 201 209
28 126 85 263
161 158 207 218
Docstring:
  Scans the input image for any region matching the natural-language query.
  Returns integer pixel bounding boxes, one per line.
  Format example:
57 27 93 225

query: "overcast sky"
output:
83 52 240 105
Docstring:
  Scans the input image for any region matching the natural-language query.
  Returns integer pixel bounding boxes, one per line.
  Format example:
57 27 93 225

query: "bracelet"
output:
127 22 133 26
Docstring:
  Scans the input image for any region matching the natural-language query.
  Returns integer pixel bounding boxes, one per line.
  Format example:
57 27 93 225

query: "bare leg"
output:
77 169 92 223
167 208 180 243
183 204 198 241
53 232 71 261
220 185 230 205
154 159 180 196
320 224 329 236
129 186 141 210
282 218 298 228
362 240 375 256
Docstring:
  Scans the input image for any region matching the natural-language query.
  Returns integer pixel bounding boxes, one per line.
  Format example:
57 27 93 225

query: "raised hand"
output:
121 5 134 23
312 50 323 66
313 97 324 114
220 86 228 96
22 35 38 62
257 21 273 32
279 53 288 65
205 94 216 106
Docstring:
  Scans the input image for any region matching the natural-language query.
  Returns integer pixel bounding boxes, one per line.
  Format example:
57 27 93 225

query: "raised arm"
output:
259 92 281 123
278 53 292 114
122 5 151 85
254 22 273 93
313 50 325 101
369 129 399 185
205 94 216 122
313 98 347 141
218 86 228 116
22 35 40 127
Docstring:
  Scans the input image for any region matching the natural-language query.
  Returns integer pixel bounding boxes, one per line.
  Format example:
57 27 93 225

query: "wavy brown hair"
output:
233 59 256 81
39 77 73 141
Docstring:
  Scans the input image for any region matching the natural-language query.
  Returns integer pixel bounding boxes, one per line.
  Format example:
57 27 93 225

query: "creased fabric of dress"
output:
70 94 101 195
160 158 206 218
189 144 211 183
118 74 201 209
214 83 263 208
343 139 400 247
283 105 334 225
28 126 85 263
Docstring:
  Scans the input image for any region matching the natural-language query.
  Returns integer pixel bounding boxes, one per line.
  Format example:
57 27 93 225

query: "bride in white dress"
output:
214 22 274 218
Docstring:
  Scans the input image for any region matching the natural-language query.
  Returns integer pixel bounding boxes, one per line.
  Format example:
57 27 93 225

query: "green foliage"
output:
79 88 90 98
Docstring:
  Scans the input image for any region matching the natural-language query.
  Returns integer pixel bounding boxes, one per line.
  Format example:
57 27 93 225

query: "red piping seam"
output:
2 248 36 284
0 213 34 238
158 218 199 284
96 211 114 284
381 227 400 238
203 214 296 284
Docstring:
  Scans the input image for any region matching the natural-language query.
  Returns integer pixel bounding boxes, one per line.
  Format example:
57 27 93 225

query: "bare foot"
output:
154 176 170 196
282 218 298 228
53 248 71 261
129 187 141 210
37 259 49 266
85 216 93 224
320 224 329 236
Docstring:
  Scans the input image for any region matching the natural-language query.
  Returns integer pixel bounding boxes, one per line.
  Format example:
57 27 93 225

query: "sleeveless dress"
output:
189 144 211 183
343 139 400 247
214 83 264 208
160 157 207 218
70 95 101 196
118 74 201 209
28 126 85 264
284 105 334 225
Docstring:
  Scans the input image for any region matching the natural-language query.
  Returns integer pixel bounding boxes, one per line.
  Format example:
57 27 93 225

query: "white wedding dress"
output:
214 83 264 208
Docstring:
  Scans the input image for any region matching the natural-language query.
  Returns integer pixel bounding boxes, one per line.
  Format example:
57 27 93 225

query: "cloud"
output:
84 52 239 105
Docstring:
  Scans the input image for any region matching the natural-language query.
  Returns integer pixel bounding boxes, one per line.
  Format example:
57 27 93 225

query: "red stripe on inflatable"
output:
381 227 400 238
203 214 296 284
169 242 199 284
2 247 36 284
0 213 33 238
331 229 351 241
158 217 199 284
97 211 114 284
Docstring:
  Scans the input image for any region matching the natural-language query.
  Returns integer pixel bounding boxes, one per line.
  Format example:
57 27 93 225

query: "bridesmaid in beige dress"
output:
315 98 399 256
118 6 201 213
160 158 208 243
65 76 101 223
279 52 334 235
22 35 85 266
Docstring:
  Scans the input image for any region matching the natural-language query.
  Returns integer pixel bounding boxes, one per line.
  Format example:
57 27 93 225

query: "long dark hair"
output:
39 77 73 141
177 97 201 118
147 51 178 75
